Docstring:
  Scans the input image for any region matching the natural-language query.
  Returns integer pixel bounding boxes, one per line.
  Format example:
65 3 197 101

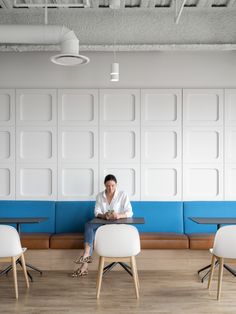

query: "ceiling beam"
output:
1 43 236 52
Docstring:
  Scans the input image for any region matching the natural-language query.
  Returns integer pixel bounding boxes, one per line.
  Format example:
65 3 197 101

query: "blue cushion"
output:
131 201 184 233
0 201 55 233
184 201 236 234
55 201 95 233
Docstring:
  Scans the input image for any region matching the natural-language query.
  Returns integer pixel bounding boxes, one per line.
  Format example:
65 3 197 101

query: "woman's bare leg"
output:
83 242 91 258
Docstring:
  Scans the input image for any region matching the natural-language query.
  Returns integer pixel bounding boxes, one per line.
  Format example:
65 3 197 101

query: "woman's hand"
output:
97 213 107 220
105 211 119 220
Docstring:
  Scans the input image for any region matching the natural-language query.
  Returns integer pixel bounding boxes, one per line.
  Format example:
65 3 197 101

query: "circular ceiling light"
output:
51 53 90 66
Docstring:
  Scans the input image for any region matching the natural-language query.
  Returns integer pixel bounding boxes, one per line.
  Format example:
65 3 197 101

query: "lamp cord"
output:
113 8 116 63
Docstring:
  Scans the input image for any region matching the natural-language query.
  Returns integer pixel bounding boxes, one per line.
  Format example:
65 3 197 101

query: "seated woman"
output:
72 174 133 277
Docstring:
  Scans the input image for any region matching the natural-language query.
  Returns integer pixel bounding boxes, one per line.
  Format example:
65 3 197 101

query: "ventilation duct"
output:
0 25 89 66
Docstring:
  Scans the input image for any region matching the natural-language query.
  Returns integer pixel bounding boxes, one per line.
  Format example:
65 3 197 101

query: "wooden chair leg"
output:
20 253 29 288
217 258 224 300
208 254 216 290
96 256 104 299
131 256 139 299
96 256 102 289
132 255 140 290
12 257 18 299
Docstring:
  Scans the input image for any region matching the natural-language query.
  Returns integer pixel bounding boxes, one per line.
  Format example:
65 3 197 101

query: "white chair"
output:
208 225 236 300
0 225 29 299
94 224 141 299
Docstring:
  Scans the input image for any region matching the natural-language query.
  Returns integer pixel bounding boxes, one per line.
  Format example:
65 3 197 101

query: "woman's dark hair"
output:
104 174 117 184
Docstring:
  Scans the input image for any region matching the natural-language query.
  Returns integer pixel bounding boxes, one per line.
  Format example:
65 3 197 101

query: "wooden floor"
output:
1 249 236 314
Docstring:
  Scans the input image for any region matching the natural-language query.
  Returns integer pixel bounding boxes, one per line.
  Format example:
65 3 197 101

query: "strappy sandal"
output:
78 269 88 277
71 268 88 277
74 256 92 264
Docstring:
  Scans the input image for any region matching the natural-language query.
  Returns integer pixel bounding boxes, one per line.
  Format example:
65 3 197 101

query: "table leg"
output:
0 264 13 276
18 259 34 282
103 262 117 275
198 260 236 282
224 264 236 276
0 258 42 282
103 262 133 276
119 262 133 276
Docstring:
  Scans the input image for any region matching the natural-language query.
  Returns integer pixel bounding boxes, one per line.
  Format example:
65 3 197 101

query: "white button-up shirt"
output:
94 190 133 218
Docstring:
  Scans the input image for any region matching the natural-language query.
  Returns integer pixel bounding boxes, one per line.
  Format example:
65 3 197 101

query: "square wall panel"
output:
183 164 223 200
58 89 98 125
0 90 15 126
0 130 10 160
183 89 223 126
141 164 181 200
59 127 97 162
16 89 56 125
17 165 56 199
100 127 140 162
100 89 140 126
183 128 222 162
141 89 181 126
100 165 140 200
17 127 56 162
225 89 236 126
58 164 98 200
225 164 236 200
0 127 15 162
0 165 15 199
226 128 236 162
142 127 181 162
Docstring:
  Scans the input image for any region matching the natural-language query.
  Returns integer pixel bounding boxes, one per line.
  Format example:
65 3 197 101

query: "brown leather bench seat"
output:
187 233 215 250
20 232 214 250
50 233 84 249
20 233 51 249
140 232 189 249
49 232 189 249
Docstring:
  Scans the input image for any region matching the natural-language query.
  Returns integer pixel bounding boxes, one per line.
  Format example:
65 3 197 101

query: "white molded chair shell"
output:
0 224 29 299
94 224 141 257
212 225 236 259
0 225 23 257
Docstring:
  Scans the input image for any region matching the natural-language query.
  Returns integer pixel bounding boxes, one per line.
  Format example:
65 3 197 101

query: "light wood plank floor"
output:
1 250 236 314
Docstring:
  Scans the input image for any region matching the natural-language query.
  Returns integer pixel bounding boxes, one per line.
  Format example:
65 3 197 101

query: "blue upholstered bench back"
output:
55 201 95 233
55 201 184 233
1 200 236 235
132 201 184 233
0 201 56 233
184 201 236 234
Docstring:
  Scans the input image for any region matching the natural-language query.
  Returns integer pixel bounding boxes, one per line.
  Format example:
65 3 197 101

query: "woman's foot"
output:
74 255 92 264
71 263 88 277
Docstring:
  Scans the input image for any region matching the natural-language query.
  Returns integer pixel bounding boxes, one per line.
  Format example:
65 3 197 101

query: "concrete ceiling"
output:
0 0 236 51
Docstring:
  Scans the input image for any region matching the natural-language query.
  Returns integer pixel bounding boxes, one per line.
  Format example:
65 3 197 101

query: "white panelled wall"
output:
0 87 236 201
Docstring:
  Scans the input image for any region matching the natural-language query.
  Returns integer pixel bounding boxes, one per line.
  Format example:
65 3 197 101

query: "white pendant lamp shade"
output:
0 25 89 66
110 62 119 82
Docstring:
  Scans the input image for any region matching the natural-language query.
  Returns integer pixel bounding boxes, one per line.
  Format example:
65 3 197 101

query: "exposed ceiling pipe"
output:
0 24 90 66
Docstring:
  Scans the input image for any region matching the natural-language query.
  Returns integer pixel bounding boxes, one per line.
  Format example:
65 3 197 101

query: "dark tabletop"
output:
89 217 145 224
0 217 48 224
189 217 236 225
